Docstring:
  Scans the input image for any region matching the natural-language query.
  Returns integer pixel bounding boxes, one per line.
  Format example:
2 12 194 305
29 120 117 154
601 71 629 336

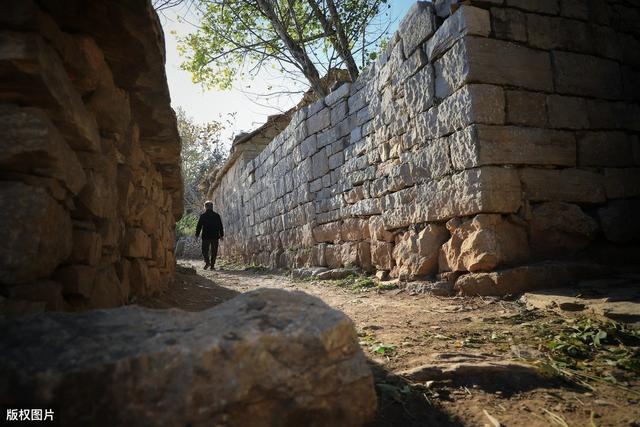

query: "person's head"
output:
204 201 213 211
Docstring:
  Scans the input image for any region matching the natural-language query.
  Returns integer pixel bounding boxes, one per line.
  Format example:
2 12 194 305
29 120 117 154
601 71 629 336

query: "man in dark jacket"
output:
195 201 224 270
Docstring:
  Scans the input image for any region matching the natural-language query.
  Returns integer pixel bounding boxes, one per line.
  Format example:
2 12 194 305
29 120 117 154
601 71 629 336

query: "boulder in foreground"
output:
0 289 377 426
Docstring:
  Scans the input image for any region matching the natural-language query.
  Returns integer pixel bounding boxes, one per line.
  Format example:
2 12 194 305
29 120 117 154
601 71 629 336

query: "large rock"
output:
0 31 100 152
399 1 437 56
393 225 449 279
450 125 576 170
0 289 377 427
425 5 490 60
455 262 609 296
529 202 598 258
435 36 553 98
0 182 72 284
0 106 86 195
597 200 640 243
440 214 530 273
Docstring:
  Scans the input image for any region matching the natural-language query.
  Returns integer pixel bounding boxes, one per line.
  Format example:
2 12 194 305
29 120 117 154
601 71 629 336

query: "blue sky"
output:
160 1 416 144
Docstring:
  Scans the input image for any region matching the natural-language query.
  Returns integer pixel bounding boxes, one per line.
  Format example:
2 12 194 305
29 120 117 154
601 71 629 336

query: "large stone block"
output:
53 264 96 298
87 265 127 309
597 200 640 243
0 106 86 195
435 36 552 98
393 224 449 279
340 218 368 242
577 132 633 167
123 227 151 259
368 216 395 242
491 7 527 42
506 0 559 14
527 14 590 53
450 125 576 170
404 65 434 118
425 5 491 60
0 182 72 284
0 32 100 152
399 1 437 56
311 147 329 180
552 51 622 100
0 289 377 426
529 202 598 258
76 169 118 219
417 84 505 140
519 168 605 203
416 167 523 222
440 214 530 273
455 262 607 296
312 221 341 243
129 258 149 297
505 90 546 127
5 281 64 311
604 168 640 199
306 108 331 135
546 95 589 130
70 228 102 266
371 240 394 271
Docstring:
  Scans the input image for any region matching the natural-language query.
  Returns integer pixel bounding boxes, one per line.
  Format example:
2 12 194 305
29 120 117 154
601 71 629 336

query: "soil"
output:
140 259 640 427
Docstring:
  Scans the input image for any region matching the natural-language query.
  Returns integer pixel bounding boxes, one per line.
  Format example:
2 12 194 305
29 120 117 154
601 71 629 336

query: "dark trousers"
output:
202 239 219 266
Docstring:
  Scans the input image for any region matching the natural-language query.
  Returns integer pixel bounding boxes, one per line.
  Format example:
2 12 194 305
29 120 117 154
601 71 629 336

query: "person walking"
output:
195 201 224 270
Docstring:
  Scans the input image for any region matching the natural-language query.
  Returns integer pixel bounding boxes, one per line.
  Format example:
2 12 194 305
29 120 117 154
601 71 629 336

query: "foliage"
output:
526 316 640 395
544 318 640 370
177 0 391 96
176 107 230 215
334 274 376 291
176 213 199 238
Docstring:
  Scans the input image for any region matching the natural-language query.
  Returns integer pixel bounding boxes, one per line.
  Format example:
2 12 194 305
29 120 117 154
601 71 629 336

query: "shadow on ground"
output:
137 267 239 311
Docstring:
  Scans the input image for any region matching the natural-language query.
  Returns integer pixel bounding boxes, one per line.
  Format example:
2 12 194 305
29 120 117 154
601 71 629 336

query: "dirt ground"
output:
140 259 640 427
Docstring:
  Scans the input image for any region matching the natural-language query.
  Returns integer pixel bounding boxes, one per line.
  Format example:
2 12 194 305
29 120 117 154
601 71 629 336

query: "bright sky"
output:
158 1 416 146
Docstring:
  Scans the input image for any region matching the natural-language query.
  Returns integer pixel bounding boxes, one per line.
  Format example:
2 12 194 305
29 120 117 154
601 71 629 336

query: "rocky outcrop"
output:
0 289 377 427
0 0 182 314
205 0 640 295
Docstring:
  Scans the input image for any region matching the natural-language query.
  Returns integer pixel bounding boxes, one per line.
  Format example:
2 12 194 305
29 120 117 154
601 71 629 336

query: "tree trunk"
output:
256 0 327 97
325 0 359 82
308 0 359 83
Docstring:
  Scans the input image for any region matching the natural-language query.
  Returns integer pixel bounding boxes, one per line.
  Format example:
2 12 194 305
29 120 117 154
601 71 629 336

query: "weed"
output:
376 282 399 291
372 344 397 356
528 317 640 395
333 274 376 291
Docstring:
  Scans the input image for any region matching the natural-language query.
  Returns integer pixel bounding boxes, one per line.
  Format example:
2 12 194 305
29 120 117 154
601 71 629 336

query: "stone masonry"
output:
206 0 640 295
0 0 182 314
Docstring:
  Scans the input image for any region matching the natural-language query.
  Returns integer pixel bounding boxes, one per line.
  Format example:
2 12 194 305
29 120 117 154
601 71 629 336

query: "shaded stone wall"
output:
0 0 182 314
207 0 640 295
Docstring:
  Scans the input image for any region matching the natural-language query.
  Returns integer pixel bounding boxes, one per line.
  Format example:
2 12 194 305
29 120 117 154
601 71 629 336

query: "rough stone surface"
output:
519 168 605 203
597 200 640 244
399 1 437 56
455 262 608 296
450 125 576 169
440 214 529 273
0 289 377 427
425 5 491 60
0 182 72 285
529 202 599 258
0 0 181 312
206 0 640 287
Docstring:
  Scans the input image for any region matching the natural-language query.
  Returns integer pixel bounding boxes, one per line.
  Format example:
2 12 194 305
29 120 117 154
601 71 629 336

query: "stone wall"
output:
207 0 640 295
0 0 182 314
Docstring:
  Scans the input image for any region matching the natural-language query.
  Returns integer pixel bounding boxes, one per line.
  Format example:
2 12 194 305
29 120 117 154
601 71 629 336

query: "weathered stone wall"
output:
207 0 640 295
0 0 182 314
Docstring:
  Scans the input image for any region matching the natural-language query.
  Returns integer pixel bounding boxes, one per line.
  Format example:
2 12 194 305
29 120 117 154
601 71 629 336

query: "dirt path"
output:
140 259 640 427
